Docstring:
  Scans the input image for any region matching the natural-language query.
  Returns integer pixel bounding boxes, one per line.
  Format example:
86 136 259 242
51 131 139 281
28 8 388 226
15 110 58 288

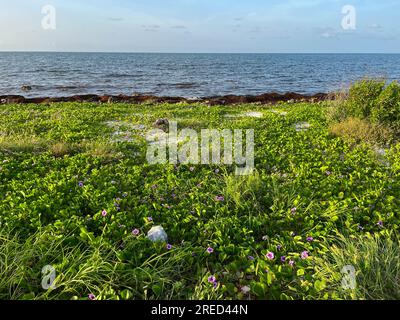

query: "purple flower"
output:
276 244 282 251
215 196 225 202
266 252 275 260
300 251 309 260
280 256 286 263
377 220 383 227
147 216 153 222
326 171 331 176
166 244 172 250
208 276 216 284
101 209 107 217
78 181 84 187
88 293 96 300
289 260 295 267
132 228 140 236
248 255 255 261
291 207 297 214
306 237 314 242
207 247 214 254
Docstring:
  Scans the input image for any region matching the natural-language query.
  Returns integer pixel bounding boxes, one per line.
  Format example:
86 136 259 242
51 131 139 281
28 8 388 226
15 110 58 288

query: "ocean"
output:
1 52 400 98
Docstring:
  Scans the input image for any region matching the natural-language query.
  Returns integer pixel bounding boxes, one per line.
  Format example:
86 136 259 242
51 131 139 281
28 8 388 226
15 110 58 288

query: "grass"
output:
329 117 392 145
314 232 400 300
1 96 400 300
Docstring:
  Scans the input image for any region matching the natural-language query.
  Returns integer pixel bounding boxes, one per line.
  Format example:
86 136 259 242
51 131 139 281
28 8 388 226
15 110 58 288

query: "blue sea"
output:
1 52 400 98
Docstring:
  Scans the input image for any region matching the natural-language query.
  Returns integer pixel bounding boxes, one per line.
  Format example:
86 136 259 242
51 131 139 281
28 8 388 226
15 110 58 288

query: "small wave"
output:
106 73 143 78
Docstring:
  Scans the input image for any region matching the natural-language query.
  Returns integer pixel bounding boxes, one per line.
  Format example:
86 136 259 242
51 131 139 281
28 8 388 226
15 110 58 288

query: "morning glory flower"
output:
166 244 172 250
78 181 84 187
300 251 309 260
101 210 107 217
280 256 286 263
207 247 214 254
306 237 314 242
266 252 275 260
215 196 225 202
88 293 96 300
208 276 216 283
132 229 140 236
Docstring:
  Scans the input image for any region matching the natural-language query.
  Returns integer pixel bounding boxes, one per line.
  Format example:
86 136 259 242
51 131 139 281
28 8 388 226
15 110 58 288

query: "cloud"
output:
108 17 124 22
171 25 187 29
368 24 384 32
141 24 161 32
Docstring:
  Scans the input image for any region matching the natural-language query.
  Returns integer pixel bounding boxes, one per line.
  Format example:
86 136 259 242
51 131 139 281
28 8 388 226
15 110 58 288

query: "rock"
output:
243 111 263 118
155 118 169 127
147 226 168 242
154 118 169 132
295 122 311 132
21 85 32 92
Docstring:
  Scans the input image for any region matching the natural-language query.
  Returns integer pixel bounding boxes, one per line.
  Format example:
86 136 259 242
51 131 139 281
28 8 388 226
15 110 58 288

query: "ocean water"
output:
1 52 400 98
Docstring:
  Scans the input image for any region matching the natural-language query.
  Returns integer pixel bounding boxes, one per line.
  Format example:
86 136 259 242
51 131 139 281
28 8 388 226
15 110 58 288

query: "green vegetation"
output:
1 82 400 300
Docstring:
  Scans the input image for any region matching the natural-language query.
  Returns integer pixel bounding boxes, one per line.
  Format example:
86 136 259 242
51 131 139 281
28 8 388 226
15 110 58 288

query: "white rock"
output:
147 226 168 242
243 111 263 118
295 122 311 132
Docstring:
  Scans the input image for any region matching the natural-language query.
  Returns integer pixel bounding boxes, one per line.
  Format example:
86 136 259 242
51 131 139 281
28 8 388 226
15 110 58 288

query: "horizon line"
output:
1 50 400 55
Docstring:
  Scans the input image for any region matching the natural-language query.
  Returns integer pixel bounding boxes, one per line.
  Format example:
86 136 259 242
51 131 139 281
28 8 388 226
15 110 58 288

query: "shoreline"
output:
0 92 330 105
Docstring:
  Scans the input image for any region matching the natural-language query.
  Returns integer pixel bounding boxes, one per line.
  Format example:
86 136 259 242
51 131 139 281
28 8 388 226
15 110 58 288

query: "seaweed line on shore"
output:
0 92 330 105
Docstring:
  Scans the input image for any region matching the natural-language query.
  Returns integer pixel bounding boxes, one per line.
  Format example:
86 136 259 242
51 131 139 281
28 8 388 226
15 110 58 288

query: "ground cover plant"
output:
1 82 400 300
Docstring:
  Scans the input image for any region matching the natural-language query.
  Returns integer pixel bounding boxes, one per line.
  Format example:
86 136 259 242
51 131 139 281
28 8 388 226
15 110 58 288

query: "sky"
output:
0 0 399 53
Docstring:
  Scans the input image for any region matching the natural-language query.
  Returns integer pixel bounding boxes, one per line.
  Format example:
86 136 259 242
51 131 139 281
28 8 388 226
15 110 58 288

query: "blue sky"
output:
0 0 399 52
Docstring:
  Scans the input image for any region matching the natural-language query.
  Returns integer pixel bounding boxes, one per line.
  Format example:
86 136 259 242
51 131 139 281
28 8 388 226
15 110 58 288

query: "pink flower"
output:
101 210 107 217
301 251 309 260
132 229 140 236
88 293 96 300
266 252 275 260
